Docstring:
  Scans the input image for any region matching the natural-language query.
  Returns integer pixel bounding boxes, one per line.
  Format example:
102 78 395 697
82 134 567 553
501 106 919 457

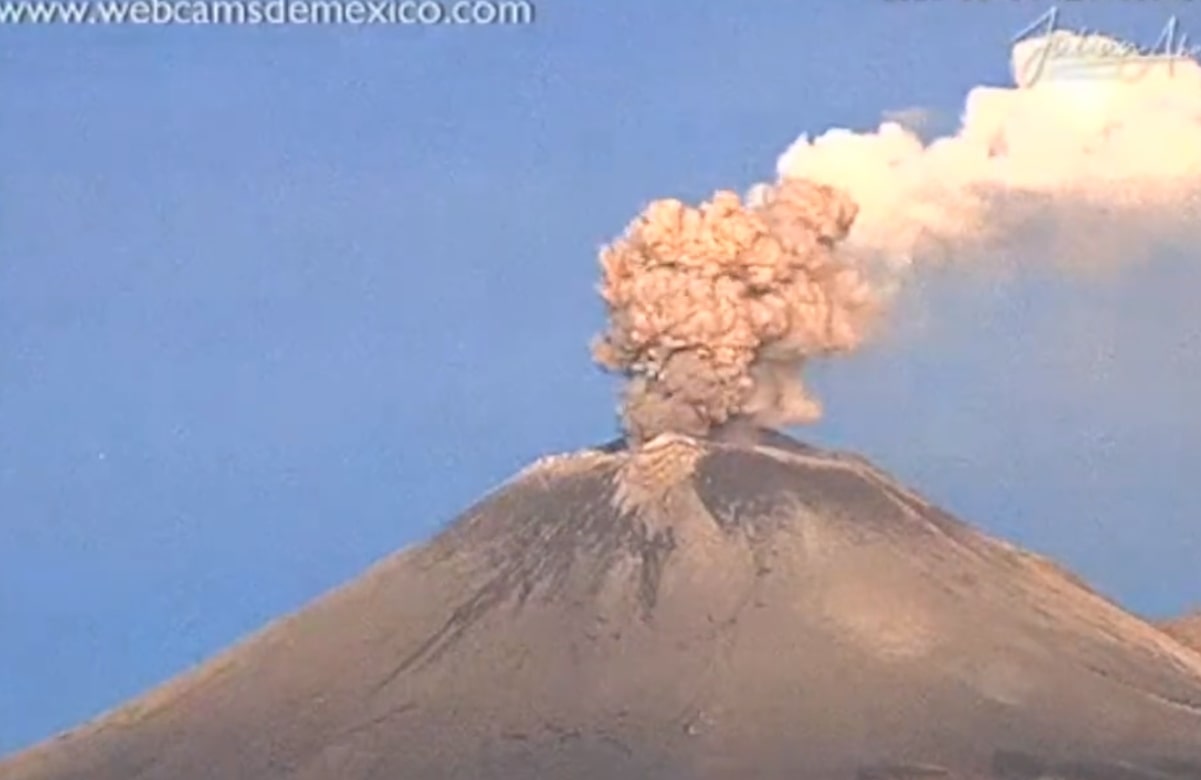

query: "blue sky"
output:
3 0 1201 756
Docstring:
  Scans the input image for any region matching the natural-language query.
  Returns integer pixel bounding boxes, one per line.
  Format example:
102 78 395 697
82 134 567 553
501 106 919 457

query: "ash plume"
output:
592 180 876 444
594 31 1201 443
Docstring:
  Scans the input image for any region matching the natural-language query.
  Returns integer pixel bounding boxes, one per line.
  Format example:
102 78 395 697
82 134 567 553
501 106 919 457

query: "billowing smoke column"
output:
592 180 876 444
595 29 1201 444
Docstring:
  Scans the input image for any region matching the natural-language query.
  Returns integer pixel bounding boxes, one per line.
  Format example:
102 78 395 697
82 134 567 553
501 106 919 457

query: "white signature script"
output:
1012 6 1201 85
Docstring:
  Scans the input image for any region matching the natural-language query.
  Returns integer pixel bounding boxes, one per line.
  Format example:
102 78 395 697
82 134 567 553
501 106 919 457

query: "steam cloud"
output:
594 30 1201 444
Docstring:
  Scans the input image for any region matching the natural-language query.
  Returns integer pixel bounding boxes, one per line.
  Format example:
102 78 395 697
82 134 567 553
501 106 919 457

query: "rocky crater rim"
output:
515 428 871 486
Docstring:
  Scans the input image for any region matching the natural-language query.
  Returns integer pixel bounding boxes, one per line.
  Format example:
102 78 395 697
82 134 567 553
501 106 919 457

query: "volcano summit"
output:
3 431 1201 780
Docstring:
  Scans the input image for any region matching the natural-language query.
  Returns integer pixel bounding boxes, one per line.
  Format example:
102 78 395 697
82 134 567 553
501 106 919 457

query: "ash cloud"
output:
592 181 875 444
594 32 1201 444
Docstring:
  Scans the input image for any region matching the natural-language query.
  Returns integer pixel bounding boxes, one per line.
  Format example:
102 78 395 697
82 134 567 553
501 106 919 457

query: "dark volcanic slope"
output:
5 434 1201 780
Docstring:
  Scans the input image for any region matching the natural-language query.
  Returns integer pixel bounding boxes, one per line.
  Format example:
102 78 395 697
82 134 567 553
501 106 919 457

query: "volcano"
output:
3 432 1201 780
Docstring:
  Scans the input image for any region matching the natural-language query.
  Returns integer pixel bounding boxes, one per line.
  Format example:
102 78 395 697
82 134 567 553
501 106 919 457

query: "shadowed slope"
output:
4 433 1201 780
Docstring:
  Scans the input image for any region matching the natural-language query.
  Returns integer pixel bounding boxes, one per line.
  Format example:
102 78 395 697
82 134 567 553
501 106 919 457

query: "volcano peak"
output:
4 432 1201 780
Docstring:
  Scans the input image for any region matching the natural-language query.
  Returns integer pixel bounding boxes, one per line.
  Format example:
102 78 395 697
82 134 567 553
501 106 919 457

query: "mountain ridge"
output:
1163 613 1201 653
4 432 1201 779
